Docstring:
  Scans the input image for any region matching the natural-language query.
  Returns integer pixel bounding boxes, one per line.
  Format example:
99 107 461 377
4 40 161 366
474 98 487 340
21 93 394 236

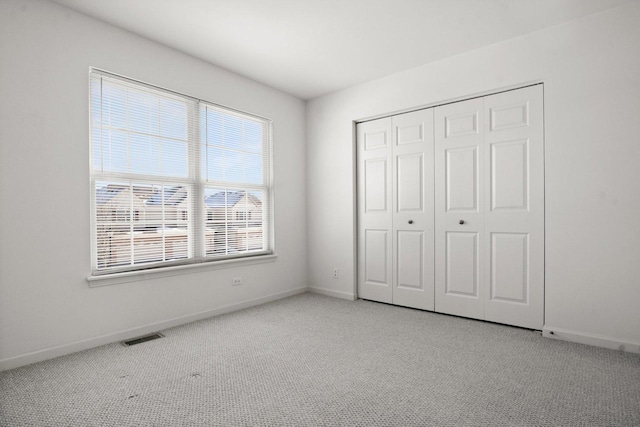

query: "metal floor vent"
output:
122 333 164 346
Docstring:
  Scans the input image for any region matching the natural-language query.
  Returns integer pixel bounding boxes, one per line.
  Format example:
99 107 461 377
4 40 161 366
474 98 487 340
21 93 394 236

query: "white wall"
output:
0 0 307 369
307 2 640 351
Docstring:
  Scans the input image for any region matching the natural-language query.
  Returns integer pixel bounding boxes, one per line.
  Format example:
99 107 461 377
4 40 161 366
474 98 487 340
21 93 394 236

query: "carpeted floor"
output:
1 292 639 426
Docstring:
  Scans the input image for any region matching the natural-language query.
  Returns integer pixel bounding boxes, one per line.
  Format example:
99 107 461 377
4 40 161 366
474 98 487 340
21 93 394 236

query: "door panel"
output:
358 118 393 303
490 101 529 131
392 109 434 310
445 111 479 138
446 146 479 212
364 129 389 150
445 232 479 297
397 122 424 145
397 153 423 211
484 85 544 329
364 229 390 285
397 230 424 289
490 232 528 303
490 139 528 211
435 98 485 320
364 158 388 212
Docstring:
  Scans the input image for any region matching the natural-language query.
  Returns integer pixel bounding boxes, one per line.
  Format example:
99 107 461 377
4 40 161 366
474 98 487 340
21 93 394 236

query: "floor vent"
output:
122 333 164 346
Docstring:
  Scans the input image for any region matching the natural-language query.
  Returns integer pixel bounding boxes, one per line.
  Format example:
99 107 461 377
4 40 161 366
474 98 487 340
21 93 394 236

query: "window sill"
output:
86 254 278 288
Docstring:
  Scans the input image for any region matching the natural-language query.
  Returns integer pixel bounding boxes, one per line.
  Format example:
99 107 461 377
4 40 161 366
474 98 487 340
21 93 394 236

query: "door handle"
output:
459 220 465 225
408 220 414 224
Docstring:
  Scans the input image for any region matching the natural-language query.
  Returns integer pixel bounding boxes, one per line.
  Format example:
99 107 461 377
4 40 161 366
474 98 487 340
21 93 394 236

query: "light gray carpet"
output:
1 293 639 426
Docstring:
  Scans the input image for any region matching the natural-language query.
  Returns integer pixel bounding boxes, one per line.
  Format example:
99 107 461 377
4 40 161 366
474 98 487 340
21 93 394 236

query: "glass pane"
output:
206 147 224 182
91 79 102 126
247 191 264 223
224 150 244 183
204 188 232 255
129 133 160 175
98 225 132 269
133 226 164 264
95 181 135 268
132 180 189 265
244 120 263 154
104 84 127 129
203 188 264 256
223 115 243 150
210 226 228 255
205 109 223 146
160 98 187 140
245 191 264 251
95 181 191 269
104 129 128 173
204 187 232 222
161 139 188 177
204 227 217 256
248 227 264 250
95 181 132 224
245 153 263 185
129 90 159 134
200 108 207 144
165 225 189 261
200 106 267 186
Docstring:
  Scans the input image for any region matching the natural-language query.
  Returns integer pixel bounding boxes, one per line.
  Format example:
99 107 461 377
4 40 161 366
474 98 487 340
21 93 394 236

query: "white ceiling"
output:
50 0 635 100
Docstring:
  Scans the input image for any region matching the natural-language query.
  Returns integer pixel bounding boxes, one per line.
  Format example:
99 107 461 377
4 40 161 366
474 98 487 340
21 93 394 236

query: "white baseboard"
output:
308 286 356 301
0 286 308 372
542 326 640 354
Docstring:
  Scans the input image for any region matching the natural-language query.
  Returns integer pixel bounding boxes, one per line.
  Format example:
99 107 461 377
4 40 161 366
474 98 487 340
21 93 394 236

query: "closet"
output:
357 84 544 329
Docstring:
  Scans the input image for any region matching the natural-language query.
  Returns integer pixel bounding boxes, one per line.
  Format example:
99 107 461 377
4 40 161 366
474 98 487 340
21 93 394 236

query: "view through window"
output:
90 70 272 274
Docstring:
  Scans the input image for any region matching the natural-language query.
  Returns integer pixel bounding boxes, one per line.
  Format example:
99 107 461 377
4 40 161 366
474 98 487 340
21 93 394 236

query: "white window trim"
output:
86 253 278 287
88 68 275 279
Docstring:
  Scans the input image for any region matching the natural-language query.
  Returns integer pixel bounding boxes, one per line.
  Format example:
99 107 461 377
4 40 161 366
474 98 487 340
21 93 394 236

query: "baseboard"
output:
308 286 356 301
542 326 640 354
0 286 308 372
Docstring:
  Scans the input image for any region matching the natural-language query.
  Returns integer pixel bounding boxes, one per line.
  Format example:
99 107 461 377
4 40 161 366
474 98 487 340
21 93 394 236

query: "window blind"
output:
90 69 272 275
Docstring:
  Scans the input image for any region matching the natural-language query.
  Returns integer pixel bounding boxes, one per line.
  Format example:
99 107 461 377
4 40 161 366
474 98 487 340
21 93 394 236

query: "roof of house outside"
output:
145 186 187 206
205 191 261 209
96 184 187 206
96 185 260 209
95 185 125 205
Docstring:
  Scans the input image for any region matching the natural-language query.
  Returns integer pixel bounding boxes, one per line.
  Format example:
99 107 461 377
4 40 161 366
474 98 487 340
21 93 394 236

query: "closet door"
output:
434 98 486 320
357 117 393 303
483 86 544 329
391 109 435 310
435 85 544 329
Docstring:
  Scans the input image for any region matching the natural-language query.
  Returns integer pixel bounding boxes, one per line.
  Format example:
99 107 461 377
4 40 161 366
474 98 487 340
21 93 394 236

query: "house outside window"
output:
90 69 272 274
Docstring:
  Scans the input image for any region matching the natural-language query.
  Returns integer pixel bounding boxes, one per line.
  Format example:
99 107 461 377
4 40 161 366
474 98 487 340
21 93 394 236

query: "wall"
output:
0 0 307 369
307 2 640 351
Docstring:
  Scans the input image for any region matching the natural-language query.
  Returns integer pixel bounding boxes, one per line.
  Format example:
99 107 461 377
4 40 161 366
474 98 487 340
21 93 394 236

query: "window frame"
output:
89 68 274 277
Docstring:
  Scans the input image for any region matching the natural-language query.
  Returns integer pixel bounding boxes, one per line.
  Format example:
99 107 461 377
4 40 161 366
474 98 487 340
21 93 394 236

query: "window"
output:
90 69 272 275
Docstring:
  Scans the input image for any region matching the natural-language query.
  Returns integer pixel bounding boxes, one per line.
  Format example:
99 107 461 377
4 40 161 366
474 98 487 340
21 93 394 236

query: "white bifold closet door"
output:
357 109 435 311
434 85 544 329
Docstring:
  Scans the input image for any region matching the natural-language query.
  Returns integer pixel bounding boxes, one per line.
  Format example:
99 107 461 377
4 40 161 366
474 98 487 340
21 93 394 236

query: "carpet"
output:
1 293 638 426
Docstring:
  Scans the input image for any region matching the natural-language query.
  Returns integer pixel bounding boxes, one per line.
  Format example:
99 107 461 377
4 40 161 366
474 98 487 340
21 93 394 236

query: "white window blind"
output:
90 69 272 275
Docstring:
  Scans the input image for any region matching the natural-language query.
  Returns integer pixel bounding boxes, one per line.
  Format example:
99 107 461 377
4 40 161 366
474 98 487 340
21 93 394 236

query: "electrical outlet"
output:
232 277 243 286
332 268 339 279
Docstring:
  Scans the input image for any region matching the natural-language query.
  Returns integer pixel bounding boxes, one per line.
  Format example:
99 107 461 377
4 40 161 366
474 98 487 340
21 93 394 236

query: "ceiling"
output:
50 0 635 100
